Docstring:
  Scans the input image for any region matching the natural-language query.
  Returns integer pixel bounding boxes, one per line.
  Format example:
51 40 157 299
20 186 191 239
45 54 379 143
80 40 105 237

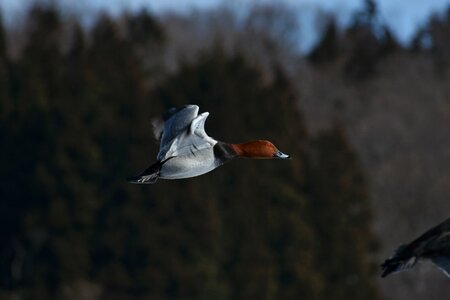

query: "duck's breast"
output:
160 149 219 179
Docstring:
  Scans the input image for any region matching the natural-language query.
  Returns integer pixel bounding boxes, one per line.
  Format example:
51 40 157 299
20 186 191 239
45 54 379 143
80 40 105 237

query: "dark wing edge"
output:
381 244 417 278
431 256 450 278
381 217 450 278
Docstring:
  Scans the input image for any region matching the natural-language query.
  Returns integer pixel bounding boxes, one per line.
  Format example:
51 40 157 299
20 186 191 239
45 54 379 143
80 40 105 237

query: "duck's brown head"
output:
230 140 290 159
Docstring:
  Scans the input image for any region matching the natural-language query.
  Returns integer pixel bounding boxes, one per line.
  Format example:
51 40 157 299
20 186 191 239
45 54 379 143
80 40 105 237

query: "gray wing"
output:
158 112 217 161
159 105 199 144
156 105 199 160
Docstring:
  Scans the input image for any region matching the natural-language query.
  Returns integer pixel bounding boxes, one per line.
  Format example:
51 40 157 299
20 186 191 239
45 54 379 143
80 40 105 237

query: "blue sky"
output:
1 0 450 51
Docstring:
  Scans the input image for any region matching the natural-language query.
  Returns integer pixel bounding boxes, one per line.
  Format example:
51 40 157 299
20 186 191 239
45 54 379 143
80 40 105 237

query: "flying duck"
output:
128 104 290 184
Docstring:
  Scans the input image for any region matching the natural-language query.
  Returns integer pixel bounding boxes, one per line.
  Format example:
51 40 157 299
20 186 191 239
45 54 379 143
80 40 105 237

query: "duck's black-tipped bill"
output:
274 150 291 159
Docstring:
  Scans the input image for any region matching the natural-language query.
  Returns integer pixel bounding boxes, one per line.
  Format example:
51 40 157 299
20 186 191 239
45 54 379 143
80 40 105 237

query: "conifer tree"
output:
307 128 378 300
309 20 340 64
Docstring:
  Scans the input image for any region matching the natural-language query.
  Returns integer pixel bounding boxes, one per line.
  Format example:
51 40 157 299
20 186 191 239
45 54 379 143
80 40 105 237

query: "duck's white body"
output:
160 151 218 179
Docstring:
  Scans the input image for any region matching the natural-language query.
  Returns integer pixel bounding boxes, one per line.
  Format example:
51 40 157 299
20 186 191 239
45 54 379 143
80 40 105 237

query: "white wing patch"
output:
190 112 217 145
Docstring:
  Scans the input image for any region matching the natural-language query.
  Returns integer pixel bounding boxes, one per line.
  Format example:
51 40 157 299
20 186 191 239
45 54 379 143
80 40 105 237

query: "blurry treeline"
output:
301 4 450 300
0 4 379 300
0 1 449 300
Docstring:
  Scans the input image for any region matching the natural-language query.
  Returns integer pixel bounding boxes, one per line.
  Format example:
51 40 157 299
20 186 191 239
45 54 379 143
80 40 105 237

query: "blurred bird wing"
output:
153 105 199 142
156 105 200 160
431 256 450 278
152 118 164 141
158 112 217 160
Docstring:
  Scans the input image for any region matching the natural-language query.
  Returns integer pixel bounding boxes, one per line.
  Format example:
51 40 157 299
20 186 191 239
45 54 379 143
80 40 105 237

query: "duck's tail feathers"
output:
381 244 417 278
127 161 162 184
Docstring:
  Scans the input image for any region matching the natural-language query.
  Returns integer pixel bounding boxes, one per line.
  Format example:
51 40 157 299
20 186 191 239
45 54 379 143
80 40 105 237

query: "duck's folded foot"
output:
127 161 162 184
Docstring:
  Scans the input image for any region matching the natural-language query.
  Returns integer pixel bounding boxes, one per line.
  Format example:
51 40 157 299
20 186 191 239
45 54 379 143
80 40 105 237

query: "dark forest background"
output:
0 1 449 300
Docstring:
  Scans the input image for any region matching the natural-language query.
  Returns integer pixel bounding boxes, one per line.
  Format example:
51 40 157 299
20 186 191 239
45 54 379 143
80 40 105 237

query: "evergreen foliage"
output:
307 128 378 300
308 20 339 64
